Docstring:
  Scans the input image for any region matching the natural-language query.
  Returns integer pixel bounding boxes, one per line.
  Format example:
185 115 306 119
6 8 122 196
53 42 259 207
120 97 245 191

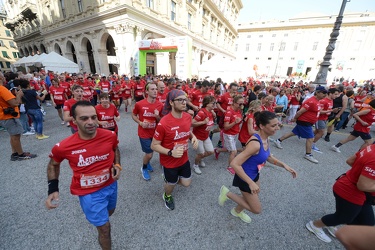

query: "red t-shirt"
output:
81 81 94 101
121 82 132 98
49 129 118 196
298 96 321 124
63 98 78 130
157 92 167 104
223 107 242 135
238 113 258 143
354 95 366 109
153 112 192 168
290 92 300 105
111 85 122 100
353 108 375 133
192 108 215 141
318 97 333 121
133 99 164 138
59 81 71 97
49 86 66 105
99 81 111 93
190 89 212 108
333 144 375 205
95 103 120 133
218 92 234 114
134 82 145 97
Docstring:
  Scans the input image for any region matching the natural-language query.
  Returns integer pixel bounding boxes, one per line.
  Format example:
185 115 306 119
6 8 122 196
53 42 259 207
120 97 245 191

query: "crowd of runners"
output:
1 69 375 249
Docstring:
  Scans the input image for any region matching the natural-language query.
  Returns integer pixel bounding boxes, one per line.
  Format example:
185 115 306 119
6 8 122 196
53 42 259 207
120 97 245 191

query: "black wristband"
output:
48 179 59 195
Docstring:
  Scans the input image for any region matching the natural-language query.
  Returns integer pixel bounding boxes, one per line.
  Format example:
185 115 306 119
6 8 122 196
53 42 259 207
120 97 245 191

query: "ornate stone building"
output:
4 0 242 77
236 12 375 81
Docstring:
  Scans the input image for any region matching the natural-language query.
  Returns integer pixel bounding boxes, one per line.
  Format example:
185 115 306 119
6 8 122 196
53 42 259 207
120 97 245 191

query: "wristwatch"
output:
167 149 172 156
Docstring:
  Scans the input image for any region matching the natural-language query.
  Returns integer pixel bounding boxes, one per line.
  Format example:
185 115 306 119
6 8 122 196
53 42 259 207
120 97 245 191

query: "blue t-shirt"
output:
242 133 270 180
23 89 40 110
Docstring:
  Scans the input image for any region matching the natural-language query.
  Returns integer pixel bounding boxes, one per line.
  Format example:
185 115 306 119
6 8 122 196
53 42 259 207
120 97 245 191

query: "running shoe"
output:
199 160 206 167
218 185 229 206
311 145 323 154
326 226 338 238
18 152 37 160
306 221 332 243
141 168 151 181
214 148 220 160
331 145 341 153
230 208 252 223
274 139 283 149
192 165 202 175
324 136 330 142
37 134 50 140
227 166 235 175
163 193 175 210
61 121 65 125
10 153 19 161
304 154 319 164
216 140 223 148
22 131 35 136
147 163 154 172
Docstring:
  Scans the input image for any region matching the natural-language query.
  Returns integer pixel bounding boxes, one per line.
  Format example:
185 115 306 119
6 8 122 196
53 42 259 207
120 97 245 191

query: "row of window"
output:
0 61 11 68
0 40 16 48
1 51 19 59
243 57 358 61
247 34 289 38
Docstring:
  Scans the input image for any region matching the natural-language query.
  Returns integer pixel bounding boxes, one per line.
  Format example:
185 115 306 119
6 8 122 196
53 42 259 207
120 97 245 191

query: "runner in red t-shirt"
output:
110 80 122 110
238 100 261 146
307 144 375 243
121 78 133 112
151 89 198 210
99 76 111 94
63 85 83 133
191 95 216 174
190 81 212 109
49 78 68 125
157 81 167 104
215 95 244 175
45 101 121 250
96 93 120 134
132 83 163 181
134 77 145 102
275 86 328 164
311 88 339 153
331 99 375 153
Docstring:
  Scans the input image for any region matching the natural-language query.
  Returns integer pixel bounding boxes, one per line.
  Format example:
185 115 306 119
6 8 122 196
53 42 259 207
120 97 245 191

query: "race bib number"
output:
136 91 143 96
174 139 189 151
102 121 115 129
102 88 109 93
80 169 110 188
143 119 156 129
257 162 266 171
125 90 131 94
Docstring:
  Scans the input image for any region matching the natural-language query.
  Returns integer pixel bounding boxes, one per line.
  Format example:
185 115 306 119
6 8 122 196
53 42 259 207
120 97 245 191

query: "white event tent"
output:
198 56 255 83
12 51 79 73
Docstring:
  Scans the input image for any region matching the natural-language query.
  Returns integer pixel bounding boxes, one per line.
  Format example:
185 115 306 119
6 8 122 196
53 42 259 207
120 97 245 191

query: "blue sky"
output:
238 0 375 22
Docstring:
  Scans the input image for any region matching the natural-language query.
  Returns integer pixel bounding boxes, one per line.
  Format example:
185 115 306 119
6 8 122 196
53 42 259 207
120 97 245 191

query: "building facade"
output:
0 6 20 72
4 0 242 77
236 12 375 82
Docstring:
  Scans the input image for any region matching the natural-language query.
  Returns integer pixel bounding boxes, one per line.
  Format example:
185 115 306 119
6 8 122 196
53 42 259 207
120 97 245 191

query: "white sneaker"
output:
274 139 283 149
326 226 338 238
306 221 332 243
199 160 206 167
304 154 319 164
192 165 202 175
23 131 35 136
331 145 341 153
61 121 65 125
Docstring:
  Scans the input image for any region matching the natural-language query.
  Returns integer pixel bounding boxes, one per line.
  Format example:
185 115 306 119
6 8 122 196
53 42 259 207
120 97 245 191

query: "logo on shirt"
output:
364 166 375 177
143 110 155 117
77 153 110 167
72 149 87 155
174 130 190 140
171 126 179 130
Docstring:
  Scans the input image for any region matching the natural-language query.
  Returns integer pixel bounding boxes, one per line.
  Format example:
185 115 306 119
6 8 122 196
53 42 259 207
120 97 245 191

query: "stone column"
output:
78 51 90 73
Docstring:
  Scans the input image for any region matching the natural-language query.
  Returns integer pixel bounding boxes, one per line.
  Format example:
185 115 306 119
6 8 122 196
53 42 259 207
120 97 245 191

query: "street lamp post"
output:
314 0 350 85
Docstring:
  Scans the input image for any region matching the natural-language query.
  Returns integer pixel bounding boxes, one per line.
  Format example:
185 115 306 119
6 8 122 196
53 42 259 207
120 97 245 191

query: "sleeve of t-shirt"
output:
302 99 311 110
194 110 205 122
63 100 70 112
132 102 140 115
49 143 65 163
224 111 232 123
153 121 165 141
1 86 16 102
